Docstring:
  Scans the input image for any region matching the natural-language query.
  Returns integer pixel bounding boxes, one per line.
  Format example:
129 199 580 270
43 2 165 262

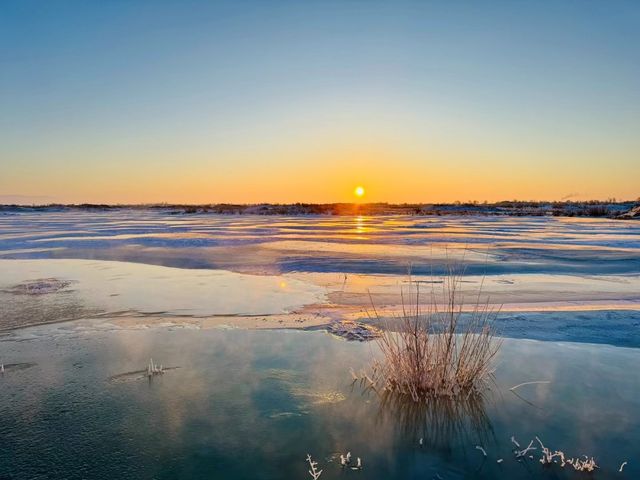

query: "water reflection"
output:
376 390 494 453
1 327 639 479
354 215 368 235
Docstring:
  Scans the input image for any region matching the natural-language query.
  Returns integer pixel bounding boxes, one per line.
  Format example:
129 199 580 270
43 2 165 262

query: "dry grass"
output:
364 267 501 402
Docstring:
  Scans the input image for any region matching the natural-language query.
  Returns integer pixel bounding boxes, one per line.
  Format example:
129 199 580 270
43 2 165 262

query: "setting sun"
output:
354 186 365 198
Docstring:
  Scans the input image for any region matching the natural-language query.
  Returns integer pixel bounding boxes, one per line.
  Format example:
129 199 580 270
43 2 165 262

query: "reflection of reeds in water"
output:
375 388 494 451
365 266 501 401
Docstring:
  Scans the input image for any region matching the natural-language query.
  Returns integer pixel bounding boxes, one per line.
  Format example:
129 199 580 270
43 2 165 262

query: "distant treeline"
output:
1 200 639 219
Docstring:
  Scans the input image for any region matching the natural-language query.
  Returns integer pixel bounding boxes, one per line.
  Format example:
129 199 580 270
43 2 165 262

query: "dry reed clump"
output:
362 269 501 402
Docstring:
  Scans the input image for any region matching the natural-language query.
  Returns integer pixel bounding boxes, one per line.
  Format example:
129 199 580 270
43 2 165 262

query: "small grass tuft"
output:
363 267 501 402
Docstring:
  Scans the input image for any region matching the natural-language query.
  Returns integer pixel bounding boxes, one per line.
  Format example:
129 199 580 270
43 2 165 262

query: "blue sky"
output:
1 1 639 203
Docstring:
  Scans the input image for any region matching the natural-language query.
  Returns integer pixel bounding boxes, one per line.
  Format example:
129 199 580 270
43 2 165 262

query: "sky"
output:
1 0 639 204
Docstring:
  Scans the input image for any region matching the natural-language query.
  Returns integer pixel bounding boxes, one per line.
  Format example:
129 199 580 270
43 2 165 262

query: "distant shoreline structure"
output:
1 201 638 219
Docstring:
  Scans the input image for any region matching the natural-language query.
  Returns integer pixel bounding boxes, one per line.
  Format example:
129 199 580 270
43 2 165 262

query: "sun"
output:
354 186 365 198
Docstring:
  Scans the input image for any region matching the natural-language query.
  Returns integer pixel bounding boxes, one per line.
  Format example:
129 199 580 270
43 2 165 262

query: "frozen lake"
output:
1 211 639 479
1 210 640 276
1 211 639 332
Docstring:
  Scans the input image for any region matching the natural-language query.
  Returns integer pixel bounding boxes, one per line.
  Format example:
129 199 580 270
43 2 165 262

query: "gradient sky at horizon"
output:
1 0 639 204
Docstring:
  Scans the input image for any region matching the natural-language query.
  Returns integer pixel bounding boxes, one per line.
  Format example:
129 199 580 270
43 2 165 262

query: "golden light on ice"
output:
354 186 365 198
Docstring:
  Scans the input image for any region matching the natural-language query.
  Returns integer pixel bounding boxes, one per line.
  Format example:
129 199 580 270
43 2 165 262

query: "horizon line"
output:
1 199 638 208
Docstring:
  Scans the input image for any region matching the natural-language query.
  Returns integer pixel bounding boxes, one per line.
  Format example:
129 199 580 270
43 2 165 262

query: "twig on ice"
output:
306 454 323 479
509 381 550 391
